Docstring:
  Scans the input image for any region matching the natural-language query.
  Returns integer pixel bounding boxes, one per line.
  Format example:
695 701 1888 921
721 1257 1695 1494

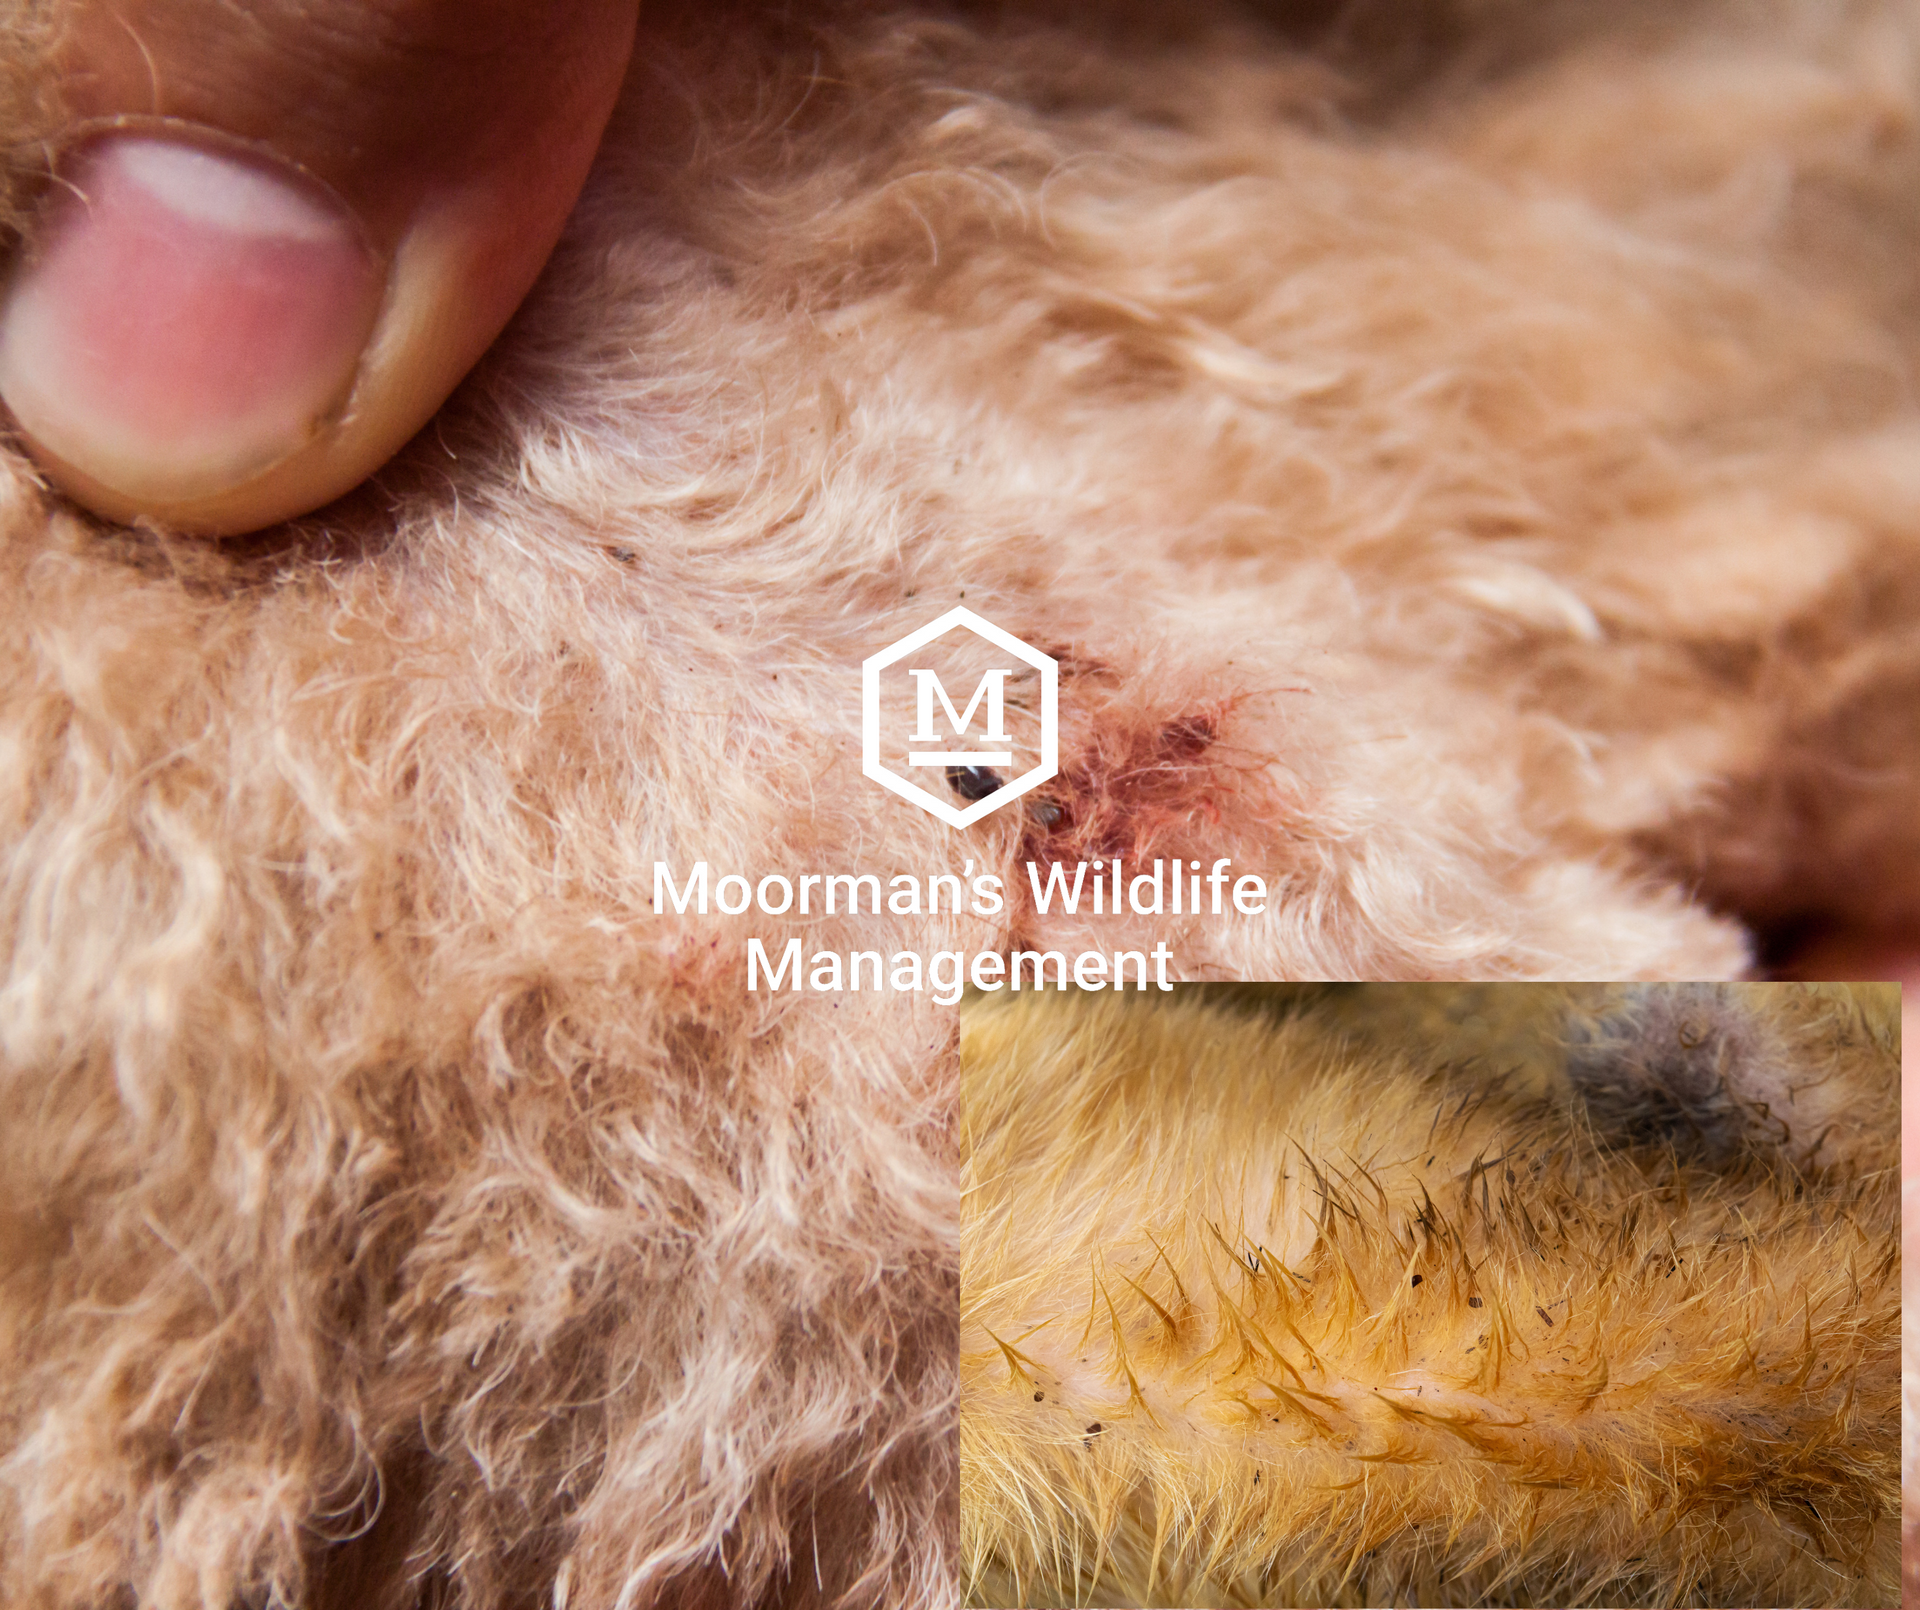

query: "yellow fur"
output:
961 986 1899 1606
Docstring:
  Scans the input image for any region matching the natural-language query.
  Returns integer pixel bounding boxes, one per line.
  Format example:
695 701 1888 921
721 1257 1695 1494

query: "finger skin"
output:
18 0 640 533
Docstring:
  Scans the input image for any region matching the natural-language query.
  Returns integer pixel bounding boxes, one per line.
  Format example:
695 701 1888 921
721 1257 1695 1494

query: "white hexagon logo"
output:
862 606 1058 828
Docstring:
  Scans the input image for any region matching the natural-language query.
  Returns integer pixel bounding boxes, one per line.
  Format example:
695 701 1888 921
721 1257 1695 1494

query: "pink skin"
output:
1 137 383 493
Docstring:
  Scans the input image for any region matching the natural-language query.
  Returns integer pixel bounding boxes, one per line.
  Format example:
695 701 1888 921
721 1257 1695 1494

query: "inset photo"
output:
960 984 1900 1608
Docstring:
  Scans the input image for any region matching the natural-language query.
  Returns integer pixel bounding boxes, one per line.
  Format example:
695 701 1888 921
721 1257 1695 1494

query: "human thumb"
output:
0 0 639 535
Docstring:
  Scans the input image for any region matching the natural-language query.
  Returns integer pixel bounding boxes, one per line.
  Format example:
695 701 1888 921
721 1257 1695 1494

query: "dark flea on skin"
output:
947 764 1004 801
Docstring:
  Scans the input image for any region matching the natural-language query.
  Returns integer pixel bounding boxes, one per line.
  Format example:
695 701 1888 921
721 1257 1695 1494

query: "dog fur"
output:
0 1 1917 1606
960 983 1901 1606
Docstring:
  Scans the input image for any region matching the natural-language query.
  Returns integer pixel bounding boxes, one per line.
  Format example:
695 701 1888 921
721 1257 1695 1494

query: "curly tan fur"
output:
960 984 1900 1607
0 1 1916 1606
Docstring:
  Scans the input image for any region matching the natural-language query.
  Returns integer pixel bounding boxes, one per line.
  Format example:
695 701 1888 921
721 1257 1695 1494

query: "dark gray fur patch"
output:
1563 985 1785 1164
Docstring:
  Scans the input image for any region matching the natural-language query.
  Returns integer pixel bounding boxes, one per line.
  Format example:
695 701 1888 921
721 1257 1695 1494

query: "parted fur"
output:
0 1 1918 1607
960 984 1900 1607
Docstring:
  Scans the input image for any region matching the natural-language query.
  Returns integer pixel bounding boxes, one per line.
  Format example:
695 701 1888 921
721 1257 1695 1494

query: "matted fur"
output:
960 984 1900 1606
0 1 1917 1606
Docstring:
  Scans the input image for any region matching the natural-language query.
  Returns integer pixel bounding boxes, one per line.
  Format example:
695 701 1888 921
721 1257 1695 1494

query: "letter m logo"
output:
862 607 1058 828
908 667 1011 762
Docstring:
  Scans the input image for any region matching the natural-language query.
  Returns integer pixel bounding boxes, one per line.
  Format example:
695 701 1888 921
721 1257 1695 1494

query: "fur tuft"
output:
961 987 1899 1606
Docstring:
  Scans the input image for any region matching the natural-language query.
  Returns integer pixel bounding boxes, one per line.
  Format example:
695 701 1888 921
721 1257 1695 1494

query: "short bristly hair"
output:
961 985 1899 1607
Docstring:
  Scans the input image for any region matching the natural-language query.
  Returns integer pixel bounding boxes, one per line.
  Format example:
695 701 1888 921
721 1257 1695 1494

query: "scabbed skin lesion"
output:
960 986 1900 1608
